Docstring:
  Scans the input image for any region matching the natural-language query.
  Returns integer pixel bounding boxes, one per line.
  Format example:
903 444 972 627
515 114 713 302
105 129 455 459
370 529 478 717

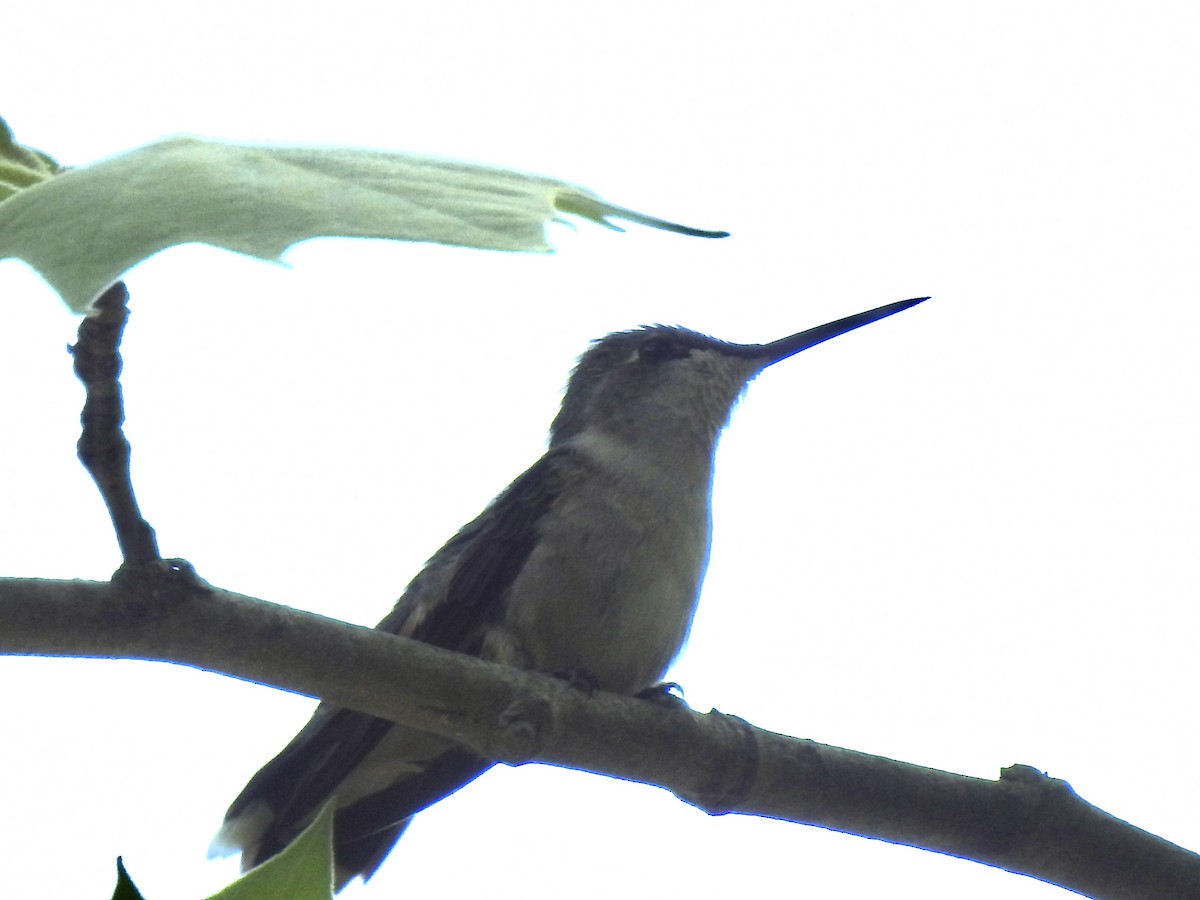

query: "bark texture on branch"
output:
1 575 1196 900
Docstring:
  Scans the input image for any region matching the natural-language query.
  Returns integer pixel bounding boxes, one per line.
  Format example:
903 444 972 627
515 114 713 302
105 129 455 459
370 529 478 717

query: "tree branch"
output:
68 282 160 565
0 574 1195 899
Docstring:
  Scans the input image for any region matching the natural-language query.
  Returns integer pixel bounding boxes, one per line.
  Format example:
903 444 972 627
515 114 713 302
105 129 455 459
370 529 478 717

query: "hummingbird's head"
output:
548 297 929 451
549 326 760 450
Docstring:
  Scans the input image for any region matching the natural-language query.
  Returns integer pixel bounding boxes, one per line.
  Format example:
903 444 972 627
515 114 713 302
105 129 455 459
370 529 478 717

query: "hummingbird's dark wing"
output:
216 449 572 887
403 446 572 653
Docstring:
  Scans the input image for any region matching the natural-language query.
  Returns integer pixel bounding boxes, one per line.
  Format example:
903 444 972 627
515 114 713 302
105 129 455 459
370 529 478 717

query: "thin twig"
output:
70 281 160 565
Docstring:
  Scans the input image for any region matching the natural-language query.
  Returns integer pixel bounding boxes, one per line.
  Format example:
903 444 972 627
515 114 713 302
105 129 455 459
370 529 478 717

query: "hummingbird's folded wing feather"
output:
216 450 572 884
378 447 571 653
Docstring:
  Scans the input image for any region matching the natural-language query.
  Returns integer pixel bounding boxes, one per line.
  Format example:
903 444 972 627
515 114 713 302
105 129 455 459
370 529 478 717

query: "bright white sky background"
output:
2 3 1198 898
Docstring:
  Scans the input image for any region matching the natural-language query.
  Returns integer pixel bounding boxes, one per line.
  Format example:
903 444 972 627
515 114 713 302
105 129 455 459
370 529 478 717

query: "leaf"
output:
0 117 61 200
205 800 336 900
0 130 728 313
110 857 146 900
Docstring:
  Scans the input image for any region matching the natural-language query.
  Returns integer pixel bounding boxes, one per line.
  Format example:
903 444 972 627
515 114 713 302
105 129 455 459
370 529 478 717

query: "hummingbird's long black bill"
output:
753 296 929 366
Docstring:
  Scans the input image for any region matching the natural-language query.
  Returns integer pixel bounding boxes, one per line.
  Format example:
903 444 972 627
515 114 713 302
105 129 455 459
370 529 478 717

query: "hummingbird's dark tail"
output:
211 704 492 890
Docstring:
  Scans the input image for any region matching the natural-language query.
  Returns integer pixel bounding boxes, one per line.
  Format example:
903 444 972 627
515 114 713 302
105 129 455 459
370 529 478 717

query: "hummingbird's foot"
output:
543 667 601 697
635 682 689 709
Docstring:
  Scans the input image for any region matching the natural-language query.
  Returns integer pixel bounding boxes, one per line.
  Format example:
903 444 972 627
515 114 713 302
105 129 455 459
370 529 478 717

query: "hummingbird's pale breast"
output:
494 429 715 693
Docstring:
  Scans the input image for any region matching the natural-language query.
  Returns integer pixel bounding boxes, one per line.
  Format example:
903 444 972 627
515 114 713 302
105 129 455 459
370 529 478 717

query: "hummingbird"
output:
211 296 927 889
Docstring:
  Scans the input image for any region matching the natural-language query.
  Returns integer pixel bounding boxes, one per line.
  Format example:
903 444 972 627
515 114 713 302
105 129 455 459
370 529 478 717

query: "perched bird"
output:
212 296 927 888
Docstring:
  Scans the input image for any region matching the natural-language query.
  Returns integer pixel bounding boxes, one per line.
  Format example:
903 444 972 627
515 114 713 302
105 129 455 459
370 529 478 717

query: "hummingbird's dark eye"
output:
639 337 688 363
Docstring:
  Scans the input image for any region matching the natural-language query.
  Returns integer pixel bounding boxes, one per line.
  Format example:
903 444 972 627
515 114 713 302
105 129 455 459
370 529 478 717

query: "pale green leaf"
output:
0 116 61 200
205 800 335 900
0 133 727 313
